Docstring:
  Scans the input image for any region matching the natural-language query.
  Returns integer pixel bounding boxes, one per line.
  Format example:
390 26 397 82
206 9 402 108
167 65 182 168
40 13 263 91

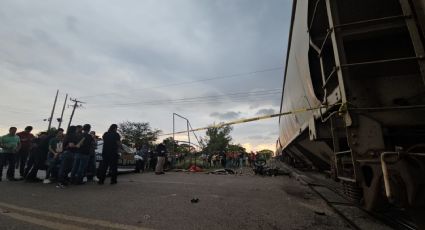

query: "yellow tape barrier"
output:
160 103 341 136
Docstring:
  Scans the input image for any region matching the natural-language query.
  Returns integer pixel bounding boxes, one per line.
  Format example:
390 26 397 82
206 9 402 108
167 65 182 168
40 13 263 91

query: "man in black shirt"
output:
71 124 94 184
97 124 121 185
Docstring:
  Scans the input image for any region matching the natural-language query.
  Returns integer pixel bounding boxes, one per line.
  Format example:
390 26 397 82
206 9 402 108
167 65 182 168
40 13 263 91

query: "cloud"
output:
210 111 241 120
256 108 276 115
0 0 292 151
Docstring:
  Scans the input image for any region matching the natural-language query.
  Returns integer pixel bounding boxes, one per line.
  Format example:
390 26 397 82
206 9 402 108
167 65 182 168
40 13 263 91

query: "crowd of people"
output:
206 151 261 169
0 124 145 188
1 124 266 188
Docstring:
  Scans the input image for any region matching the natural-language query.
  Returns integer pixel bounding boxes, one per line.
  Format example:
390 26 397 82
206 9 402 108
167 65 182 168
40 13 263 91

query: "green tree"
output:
118 121 161 147
201 125 233 155
257 149 274 159
227 144 247 154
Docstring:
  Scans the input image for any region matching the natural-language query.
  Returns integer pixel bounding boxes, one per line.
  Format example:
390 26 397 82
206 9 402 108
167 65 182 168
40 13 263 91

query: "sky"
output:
0 0 292 152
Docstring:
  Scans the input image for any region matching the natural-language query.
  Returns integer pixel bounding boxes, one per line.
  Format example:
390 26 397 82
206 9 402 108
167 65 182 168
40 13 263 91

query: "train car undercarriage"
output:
279 0 425 226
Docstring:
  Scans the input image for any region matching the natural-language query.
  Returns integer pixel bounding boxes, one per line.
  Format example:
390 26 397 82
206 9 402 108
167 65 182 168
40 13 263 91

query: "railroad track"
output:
273 160 419 230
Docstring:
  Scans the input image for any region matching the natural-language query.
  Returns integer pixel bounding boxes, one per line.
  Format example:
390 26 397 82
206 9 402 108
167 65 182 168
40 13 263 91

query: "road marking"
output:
0 207 89 230
0 201 151 230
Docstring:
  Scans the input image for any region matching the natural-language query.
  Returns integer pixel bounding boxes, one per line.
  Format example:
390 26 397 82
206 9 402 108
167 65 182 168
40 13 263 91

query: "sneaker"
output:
43 179 52 184
110 181 117 185
97 181 104 185
7 177 18 181
56 183 66 189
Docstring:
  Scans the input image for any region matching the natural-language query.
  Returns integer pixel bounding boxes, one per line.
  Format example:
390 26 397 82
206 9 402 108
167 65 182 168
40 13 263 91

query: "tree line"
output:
118 121 273 158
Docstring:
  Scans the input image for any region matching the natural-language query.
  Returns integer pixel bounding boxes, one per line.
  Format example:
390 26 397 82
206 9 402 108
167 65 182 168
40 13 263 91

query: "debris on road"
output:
207 169 235 175
314 211 326 216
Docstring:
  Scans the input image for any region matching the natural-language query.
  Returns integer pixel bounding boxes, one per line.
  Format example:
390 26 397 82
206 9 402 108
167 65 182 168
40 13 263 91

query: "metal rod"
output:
340 56 423 68
336 150 351 156
322 67 337 89
308 0 322 31
188 122 201 147
349 104 425 111
319 28 332 56
48 90 59 130
381 152 400 201
334 15 407 29
58 93 68 129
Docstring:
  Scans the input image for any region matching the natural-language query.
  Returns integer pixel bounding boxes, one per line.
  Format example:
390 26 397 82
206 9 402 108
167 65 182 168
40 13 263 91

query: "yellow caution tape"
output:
160 103 343 136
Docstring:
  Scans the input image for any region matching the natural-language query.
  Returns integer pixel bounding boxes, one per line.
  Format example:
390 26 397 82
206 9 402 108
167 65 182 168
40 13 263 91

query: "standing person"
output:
155 141 167 175
44 130 64 184
135 144 147 173
86 131 98 182
16 126 34 178
0 127 21 181
71 124 94 184
238 152 244 174
56 126 81 188
219 150 226 168
97 124 121 185
25 130 57 182
149 149 157 171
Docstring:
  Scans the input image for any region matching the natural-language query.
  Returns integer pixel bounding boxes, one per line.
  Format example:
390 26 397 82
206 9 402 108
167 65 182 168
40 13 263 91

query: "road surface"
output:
0 170 354 230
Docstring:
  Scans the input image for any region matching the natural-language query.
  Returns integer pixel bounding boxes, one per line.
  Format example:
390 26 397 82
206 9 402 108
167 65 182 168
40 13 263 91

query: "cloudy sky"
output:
0 0 292 151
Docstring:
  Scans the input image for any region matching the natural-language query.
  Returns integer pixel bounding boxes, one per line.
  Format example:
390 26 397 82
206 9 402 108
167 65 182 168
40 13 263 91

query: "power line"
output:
91 89 281 108
79 66 283 99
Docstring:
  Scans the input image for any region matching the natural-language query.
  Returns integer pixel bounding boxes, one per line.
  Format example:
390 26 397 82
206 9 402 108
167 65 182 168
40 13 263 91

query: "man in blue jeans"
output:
70 124 94 185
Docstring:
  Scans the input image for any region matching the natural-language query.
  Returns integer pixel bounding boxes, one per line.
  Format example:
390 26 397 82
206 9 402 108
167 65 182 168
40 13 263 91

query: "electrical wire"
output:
79 66 283 99
90 89 281 108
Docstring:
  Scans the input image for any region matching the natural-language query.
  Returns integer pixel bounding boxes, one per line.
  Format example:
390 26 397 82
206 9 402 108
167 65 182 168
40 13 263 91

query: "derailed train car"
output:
277 0 425 217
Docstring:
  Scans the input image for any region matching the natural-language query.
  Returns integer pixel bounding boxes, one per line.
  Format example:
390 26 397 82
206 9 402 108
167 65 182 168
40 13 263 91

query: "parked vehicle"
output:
95 140 136 167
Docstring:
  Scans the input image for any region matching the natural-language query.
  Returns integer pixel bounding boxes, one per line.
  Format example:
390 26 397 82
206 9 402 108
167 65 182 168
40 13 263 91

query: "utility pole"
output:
48 90 59 131
57 93 68 129
67 98 85 131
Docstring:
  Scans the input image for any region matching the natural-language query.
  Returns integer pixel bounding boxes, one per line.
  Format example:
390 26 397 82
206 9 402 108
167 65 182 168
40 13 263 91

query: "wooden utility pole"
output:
67 98 85 131
48 90 59 131
57 93 68 129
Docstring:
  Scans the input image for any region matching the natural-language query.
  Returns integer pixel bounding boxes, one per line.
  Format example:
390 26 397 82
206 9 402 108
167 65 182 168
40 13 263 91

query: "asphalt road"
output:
0 170 352 230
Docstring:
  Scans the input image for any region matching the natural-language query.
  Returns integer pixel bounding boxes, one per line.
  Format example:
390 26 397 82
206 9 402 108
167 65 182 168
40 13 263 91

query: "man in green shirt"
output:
0 127 21 181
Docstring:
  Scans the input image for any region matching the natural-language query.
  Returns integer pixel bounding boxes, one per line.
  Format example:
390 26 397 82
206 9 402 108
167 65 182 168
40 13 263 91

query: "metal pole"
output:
58 94 68 129
67 98 85 131
187 121 191 167
48 90 59 131
172 114 175 158
67 99 77 131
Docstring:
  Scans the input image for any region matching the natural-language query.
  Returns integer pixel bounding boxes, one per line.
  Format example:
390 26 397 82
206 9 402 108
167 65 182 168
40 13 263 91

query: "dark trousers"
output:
24 150 43 180
58 151 74 184
97 154 118 183
46 157 60 180
15 149 29 177
86 153 96 180
0 153 16 179
150 157 157 171
135 160 145 173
